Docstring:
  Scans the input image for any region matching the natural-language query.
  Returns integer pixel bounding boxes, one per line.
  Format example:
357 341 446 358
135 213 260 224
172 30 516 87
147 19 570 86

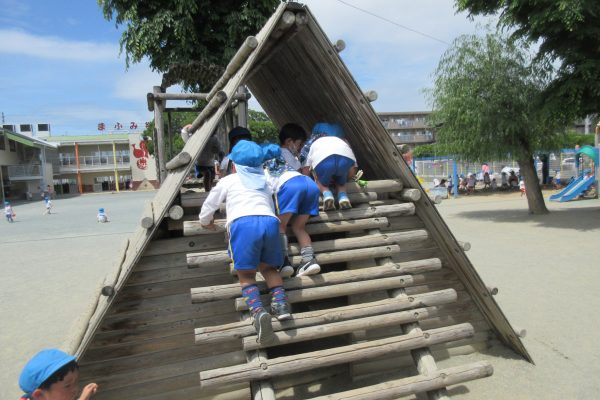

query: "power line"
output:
335 0 450 45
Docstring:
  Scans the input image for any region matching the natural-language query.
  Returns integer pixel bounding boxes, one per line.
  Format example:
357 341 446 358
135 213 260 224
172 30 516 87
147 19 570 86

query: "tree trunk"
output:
518 156 549 215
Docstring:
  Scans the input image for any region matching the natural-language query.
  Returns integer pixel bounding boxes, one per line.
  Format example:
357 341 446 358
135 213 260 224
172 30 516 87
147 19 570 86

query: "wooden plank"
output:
196 289 456 344
192 258 442 303
345 179 403 194
199 323 474 388
143 234 226 256
306 362 493 400
140 201 154 229
127 264 233 286
235 270 453 311
117 273 234 301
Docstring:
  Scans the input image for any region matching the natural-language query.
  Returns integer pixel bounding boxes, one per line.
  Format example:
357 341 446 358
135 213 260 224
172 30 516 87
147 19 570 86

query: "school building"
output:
1 124 158 201
377 111 435 148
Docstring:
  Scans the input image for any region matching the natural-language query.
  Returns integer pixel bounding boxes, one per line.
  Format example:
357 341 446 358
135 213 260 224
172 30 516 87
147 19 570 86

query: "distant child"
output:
4 201 15 222
97 208 109 223
519 178 526 196
467 174 476 194
199 140 291 344
265 123 321 278
43 196 52 215
18 348 98 400
300 122 358 210
490 178 498 191
181 124 222 192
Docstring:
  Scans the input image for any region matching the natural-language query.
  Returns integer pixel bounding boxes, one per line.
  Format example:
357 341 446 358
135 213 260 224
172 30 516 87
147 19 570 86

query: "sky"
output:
0 0 495 136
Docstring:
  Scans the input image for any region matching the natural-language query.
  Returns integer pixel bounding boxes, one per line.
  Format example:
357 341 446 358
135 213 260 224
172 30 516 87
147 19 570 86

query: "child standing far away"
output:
4 201 15 222
97 208 109 223
265 123 321 278
199 140 291 344
18 348 98 400
519 178 526 197
300 122 358 210
43 196 52 215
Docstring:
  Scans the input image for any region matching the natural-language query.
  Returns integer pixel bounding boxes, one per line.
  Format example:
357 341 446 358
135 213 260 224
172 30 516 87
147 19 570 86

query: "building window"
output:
9 139 16 152
0 133 5 150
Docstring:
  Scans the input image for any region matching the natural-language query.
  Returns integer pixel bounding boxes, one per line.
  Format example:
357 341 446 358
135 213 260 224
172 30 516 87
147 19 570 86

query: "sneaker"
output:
323 191 335 211
270 301 292 321
338 193 352 209
296 257 321 277
277 257 294 279
253 310 275 344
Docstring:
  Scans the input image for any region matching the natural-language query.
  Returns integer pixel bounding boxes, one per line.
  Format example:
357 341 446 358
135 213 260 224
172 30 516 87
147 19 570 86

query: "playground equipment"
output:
550 145 599 202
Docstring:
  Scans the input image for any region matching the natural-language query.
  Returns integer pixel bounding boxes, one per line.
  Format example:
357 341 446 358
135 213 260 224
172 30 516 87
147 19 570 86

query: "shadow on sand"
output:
455 205 600 232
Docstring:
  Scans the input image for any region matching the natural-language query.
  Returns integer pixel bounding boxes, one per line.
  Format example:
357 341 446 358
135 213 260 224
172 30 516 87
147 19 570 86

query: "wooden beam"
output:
199 323 475 388
189 91 228 133
165 152 192 171
153 86 167 182
139 201 154 229
168 205 184 221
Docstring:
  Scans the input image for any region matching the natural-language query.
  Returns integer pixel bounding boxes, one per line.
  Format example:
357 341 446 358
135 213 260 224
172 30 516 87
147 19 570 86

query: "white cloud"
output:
0 29 118 61
113 63 164 101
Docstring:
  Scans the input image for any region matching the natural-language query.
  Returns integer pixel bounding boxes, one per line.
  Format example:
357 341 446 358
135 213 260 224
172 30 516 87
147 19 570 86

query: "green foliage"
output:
412 143 457 158
456 0 600 117
143 111 197 158
98 0 279 90
558 131 596 148
427 30 570 163
248 109 278 144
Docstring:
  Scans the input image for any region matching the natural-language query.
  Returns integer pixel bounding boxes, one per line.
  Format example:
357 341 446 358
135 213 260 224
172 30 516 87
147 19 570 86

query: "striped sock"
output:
242 284 263 316
270 286 287 305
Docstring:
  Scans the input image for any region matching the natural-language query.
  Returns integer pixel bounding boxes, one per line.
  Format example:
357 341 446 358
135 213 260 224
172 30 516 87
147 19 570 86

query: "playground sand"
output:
1 190 598 399
432 190 600 399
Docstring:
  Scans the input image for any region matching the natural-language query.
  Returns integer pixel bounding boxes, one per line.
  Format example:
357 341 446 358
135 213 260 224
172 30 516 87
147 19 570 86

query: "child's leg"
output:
334 156 356 209
277 212 294 278
313 158 336 210
238 269 274 343
259 263 291 320
292 215 321 276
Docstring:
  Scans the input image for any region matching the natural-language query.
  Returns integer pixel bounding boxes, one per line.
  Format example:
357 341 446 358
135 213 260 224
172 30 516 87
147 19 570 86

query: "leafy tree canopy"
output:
98 0 279 90
248 110 278 143
456 0 600 117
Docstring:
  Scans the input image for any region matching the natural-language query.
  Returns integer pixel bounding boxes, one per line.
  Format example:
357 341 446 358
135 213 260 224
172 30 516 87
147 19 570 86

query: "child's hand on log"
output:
202 221 217 231
79 383 98 400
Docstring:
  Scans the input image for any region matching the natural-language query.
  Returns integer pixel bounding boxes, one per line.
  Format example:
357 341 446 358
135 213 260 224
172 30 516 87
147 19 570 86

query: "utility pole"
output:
1 112 5 124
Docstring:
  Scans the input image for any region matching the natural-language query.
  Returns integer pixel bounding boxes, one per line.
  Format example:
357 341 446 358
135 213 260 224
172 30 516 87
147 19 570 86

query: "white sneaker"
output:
296 258 321 276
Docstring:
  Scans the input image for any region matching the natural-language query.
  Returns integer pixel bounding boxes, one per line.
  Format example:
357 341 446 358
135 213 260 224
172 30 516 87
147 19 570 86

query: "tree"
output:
456 0 600 117
248 110 278 143
98 0 279 90
428 30 571 214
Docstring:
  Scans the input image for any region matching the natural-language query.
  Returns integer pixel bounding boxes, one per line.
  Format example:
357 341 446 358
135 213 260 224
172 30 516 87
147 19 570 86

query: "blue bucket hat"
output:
19 349 75 396
99 208 105 213
312 122 345 138
229 140 264 167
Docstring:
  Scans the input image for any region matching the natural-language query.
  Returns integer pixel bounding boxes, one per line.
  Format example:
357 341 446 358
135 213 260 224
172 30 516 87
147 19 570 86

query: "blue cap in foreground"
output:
312 122 345 138
19 349 75 396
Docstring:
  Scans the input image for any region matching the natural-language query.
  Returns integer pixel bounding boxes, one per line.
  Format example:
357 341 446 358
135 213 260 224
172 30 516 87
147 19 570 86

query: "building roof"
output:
0 128 57 149
44 134 130 145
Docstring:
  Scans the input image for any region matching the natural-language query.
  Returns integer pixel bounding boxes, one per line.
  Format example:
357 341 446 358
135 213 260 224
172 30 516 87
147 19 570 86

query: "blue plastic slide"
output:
549 175 594 202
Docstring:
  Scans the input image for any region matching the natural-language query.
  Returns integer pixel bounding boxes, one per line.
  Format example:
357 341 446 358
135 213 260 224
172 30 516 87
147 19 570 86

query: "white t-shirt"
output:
199 173 276 226
281 148 301 171
305 136 356 169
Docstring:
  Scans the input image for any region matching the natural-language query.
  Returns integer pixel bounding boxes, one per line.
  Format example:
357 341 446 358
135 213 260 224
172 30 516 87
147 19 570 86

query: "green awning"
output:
6 132 37 147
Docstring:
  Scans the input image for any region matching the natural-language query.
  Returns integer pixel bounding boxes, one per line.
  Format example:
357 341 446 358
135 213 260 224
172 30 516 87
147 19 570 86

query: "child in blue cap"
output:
199 140 291 344
4 200 15 222
264 123 321 278
300 122 358 210
18 348 98 399
96 208 108 223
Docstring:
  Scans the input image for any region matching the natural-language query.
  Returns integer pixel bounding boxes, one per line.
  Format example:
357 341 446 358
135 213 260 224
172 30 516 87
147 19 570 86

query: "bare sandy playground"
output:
1 190 598 399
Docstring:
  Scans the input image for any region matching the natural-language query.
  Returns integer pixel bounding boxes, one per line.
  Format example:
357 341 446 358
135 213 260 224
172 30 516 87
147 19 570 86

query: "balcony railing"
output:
7 164 42 180
59 155 130 171
391 133 435 144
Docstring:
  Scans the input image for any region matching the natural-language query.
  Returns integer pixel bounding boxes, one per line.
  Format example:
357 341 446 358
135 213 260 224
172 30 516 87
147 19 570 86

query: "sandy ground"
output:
1 189 598 399
434 191 600 399
0 191 155 400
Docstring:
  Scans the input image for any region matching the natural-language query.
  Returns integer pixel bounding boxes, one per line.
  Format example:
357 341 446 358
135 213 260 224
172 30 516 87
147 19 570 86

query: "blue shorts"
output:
314 155 355 186
276 175 320 216
228 215 282 271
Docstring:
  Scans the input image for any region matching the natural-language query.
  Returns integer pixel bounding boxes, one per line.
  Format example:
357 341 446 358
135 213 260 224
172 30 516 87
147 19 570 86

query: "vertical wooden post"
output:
112 141 120 193
167 111 173 160
75 143 83 194
236 86 249 128
153 86 167 182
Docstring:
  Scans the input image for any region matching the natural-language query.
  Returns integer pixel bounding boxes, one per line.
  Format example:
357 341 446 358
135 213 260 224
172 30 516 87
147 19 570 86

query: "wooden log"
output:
271 10 296 40
319 191 377 206
195 289 456 345
514 327 527 338
235 267 444 311
180 191 210 208
206 36 258 101
183 221 226 237
309 203 415 224
333 39 346 52
428 193 443 204
140 201 154 229
153 86 167 182
191 258 442 303
487 286 498 296
244 303 463 351
165 152 192 171
397 188 422 202
189 91 228 133
346 179 403 194
459 241 471 251
307 361 493 400
199 323 474 388
294 11 308 26
167 205 184 221
363 90 378 102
